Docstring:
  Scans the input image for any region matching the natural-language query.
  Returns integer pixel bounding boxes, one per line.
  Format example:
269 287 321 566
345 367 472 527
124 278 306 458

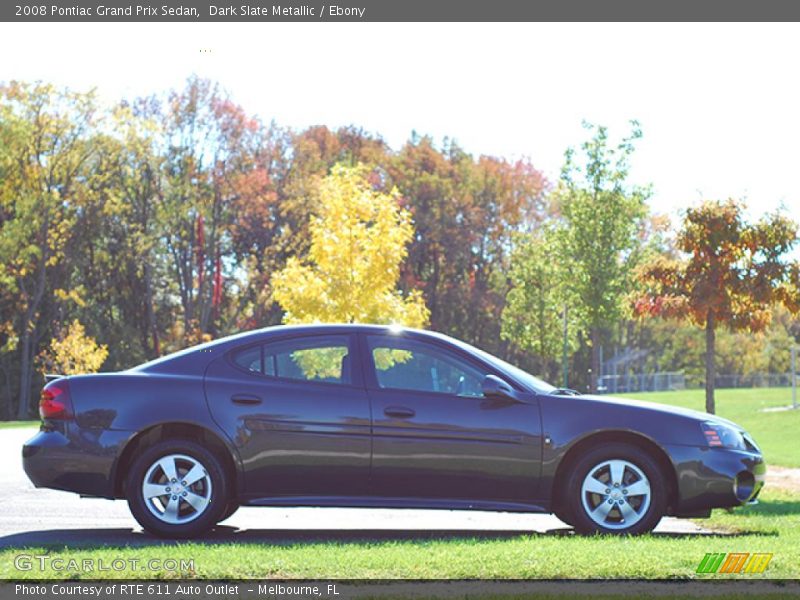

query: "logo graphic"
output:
696 552 773 574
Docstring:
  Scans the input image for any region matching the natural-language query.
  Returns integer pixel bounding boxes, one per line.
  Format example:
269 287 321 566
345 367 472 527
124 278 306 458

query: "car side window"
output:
233 346 262 373
232 335 353 385
367 336 486 397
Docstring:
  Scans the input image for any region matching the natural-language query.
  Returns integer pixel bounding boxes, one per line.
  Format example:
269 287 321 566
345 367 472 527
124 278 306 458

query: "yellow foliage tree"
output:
37 320 109 376
272 164 429 327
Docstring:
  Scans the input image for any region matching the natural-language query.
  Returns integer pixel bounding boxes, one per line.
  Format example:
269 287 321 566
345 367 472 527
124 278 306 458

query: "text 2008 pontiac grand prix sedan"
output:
22 324 765 538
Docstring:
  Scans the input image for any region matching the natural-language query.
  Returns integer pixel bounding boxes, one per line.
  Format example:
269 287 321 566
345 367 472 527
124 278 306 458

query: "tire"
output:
565 442 666 535
126 439 229 538
553 506 574 527
220 502 239 522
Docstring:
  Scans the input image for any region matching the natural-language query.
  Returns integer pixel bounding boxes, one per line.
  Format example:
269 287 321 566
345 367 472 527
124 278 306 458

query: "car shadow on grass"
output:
0 524 770 550
738 499 800 516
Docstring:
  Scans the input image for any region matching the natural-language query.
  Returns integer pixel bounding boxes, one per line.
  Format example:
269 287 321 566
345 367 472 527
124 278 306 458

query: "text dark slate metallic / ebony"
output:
21 324 766 537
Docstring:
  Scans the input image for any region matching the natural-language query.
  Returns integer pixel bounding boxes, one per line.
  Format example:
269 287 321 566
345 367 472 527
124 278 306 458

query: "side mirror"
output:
482 374 515 399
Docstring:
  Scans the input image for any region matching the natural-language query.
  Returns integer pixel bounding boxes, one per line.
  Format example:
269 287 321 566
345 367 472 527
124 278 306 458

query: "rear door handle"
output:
231 394 262 405
384 406 415 418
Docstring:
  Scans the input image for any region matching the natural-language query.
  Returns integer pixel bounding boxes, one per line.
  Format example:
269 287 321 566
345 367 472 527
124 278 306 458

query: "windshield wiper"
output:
551 387 581 396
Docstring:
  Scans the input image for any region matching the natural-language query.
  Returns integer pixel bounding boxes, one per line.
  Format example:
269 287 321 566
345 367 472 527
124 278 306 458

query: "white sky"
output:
2 22 799 226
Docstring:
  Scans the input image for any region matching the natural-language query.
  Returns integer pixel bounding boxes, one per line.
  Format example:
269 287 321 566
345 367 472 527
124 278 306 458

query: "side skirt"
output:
242 496 547 513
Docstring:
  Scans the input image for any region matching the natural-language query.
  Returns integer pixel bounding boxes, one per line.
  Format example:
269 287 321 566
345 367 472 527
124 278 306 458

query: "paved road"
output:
0 427 712 549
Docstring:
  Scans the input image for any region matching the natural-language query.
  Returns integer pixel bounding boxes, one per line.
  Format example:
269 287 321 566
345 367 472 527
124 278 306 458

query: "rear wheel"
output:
220 502 239 522
126 440 229 538
566 443 666 535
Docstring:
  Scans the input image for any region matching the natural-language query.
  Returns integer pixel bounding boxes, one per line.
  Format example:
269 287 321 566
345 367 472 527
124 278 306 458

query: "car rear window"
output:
232 335 352 385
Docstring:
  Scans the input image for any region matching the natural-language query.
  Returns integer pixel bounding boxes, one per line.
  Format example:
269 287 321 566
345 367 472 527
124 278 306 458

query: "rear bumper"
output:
665 443 766 515
22 425 134 499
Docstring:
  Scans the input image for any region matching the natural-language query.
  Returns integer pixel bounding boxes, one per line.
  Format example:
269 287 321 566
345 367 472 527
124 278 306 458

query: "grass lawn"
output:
619 387 800 468
1 488 797 579
0 420 38 430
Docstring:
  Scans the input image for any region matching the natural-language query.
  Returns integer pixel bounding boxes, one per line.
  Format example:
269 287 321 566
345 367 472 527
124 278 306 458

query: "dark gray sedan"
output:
23 324 765 537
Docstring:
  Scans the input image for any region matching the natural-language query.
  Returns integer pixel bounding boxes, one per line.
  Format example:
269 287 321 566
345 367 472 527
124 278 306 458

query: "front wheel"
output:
565 443 666 535
126 440 229 538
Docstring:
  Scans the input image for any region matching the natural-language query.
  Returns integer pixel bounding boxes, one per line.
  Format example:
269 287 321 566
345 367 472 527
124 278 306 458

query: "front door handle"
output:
232 394 262 405
384 405 415 418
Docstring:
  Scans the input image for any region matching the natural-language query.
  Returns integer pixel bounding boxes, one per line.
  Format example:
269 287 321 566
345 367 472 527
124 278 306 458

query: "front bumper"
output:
22 424 134 499
665 443 766 515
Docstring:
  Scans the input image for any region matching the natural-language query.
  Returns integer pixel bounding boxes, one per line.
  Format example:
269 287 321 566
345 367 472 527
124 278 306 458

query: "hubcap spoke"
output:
625 479 649 496
609 460 626 486
162 495 180 523
183 491 208 512
591 500 614 523
157 456 178 482
143 483 169 499
618 500 638 523
583 476 608 496
182 464 207 487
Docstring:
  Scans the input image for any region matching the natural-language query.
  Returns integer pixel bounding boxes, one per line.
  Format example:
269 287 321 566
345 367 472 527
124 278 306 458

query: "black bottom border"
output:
3 580 800 600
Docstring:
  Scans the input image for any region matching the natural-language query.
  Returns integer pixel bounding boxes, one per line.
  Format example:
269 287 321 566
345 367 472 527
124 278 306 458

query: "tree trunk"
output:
143 261 160 358
16 330 33 420
590 327 600 393
705 311 716 414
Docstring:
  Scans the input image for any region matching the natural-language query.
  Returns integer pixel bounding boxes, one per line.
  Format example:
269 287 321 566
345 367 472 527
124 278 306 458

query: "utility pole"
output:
562 304 568 389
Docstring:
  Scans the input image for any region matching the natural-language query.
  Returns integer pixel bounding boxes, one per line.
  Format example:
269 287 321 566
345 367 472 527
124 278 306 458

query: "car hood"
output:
572 394 743 430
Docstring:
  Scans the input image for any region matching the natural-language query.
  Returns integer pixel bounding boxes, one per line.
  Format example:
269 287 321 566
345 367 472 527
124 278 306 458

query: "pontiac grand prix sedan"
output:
22 324 765 537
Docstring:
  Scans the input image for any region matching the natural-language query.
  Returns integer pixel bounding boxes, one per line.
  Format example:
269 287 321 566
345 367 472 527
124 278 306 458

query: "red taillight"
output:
39 380 73 420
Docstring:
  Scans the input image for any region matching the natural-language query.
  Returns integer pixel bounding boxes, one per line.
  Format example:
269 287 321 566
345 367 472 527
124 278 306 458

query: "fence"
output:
597 372 685 394
597 372 796 394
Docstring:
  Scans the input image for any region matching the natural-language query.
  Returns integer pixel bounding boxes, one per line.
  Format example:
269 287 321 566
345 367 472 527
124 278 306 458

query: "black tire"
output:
553 506 574 528
126 439 230 538
565 442 666 535
220 502 239 522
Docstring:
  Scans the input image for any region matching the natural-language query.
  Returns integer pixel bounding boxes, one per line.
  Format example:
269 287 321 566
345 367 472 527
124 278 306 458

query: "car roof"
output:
132 323 460 373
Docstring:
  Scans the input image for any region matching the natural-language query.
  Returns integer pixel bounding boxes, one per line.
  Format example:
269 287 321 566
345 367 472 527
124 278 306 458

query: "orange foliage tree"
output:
632 199 800 414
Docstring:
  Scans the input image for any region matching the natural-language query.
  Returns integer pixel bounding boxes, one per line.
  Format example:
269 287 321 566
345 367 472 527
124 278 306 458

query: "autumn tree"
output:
153 77 278 346
37 320 108 376
554 122 649 392
232 125 389 330
390 135 547 356
272 164 429 326
633 199 800 413
0 82 101 418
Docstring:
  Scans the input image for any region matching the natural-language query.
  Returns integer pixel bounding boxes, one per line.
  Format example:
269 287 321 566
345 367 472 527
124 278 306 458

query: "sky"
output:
2 22 799 227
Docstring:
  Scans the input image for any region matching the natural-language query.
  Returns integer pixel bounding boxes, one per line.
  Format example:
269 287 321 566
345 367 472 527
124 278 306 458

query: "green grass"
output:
1 487 798 579
618 387 800 468
0 420 38 429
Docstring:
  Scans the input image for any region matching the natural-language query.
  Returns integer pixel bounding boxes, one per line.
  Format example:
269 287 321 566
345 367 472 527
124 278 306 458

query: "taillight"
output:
39 379 73 420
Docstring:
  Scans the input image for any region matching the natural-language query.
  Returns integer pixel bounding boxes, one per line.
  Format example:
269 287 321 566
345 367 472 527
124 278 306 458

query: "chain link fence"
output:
598 372 796 394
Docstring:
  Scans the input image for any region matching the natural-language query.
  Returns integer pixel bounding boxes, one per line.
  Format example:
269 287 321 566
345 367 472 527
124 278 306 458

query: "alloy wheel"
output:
141 453 212 525
580 459 651 530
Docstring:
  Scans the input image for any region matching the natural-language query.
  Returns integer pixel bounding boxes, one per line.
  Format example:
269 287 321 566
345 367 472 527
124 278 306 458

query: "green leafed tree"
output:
633 199 800 414
553 121 650 392
501 230 579 383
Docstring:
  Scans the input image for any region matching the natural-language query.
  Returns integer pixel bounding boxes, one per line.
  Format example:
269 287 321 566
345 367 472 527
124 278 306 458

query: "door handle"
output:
384 406 415 418
231 394 262 405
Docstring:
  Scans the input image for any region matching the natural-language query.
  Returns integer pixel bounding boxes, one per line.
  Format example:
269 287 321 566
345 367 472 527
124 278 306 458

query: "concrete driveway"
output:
0 427 712 549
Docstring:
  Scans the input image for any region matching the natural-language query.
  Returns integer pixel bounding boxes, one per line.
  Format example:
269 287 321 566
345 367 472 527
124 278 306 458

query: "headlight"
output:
702 421 746 450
